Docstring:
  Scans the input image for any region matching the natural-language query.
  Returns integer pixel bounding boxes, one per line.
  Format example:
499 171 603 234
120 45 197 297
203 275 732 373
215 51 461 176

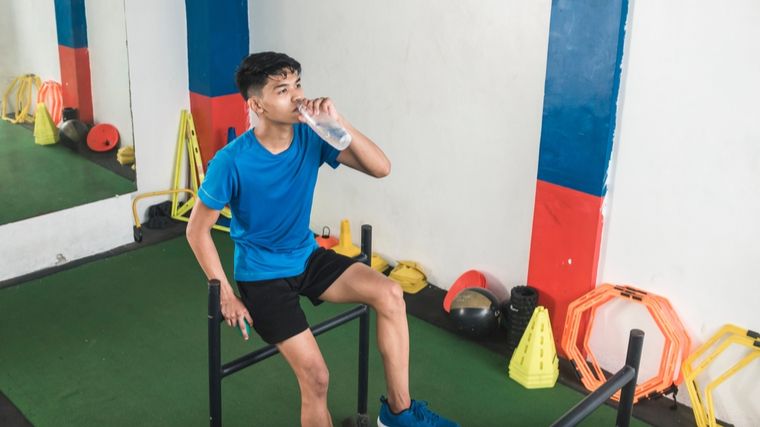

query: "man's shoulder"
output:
212 130 257 162
227 129 257 152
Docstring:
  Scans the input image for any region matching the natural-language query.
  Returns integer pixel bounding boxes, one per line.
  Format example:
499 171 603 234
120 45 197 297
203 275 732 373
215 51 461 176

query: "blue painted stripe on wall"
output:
536 0 629 197
54 0 88 49
186 0 249 98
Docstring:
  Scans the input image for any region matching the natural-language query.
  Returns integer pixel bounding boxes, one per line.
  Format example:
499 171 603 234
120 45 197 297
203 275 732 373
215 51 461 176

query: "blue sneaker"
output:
378 396 460 427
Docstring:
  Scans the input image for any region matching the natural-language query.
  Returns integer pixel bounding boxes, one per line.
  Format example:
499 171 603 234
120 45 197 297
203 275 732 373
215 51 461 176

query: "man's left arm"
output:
335 117 391 178
299 97 391 178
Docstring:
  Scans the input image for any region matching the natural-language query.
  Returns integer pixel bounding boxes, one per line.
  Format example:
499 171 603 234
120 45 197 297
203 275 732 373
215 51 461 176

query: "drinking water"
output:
298 104 352 151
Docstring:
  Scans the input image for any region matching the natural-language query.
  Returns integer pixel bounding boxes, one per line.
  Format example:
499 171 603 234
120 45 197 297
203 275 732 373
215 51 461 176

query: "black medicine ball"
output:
449 288 501 340
60 119 89 144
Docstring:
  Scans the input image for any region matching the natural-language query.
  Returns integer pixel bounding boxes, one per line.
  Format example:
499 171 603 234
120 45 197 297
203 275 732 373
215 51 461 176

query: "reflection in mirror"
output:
0 0 136 226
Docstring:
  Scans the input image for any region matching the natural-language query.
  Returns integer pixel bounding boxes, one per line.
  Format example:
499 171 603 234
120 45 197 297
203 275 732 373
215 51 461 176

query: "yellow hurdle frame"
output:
2 74 41 124
132 110 231 241
682 324 760 427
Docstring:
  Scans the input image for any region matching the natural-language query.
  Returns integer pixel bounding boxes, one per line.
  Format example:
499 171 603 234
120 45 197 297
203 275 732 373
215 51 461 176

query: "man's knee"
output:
302 364 330 398
374 279 406 317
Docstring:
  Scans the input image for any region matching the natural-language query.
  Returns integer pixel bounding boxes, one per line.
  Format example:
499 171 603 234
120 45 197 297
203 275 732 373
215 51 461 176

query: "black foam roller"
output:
505 285 539 351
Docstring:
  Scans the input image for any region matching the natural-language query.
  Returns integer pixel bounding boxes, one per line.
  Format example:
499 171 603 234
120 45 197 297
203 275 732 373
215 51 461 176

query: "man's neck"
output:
254 119 294 155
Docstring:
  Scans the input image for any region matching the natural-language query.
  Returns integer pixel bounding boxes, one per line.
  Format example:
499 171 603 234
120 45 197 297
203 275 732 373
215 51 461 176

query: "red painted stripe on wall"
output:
58 45 93 124
527 180 604 355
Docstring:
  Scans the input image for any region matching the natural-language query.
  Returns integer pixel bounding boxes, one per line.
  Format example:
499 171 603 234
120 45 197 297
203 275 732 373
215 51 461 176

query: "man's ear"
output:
248 97 264 114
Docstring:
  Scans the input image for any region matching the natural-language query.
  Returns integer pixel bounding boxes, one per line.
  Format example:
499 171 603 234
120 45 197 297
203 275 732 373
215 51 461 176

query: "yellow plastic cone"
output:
33 103 59 145
371 253 389 273
331 219 361 257
389 261 427 294
117 146 135 165
509 306 559 389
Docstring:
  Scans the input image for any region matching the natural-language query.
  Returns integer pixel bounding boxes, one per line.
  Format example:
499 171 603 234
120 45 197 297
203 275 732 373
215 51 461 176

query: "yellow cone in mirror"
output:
33 103 59 145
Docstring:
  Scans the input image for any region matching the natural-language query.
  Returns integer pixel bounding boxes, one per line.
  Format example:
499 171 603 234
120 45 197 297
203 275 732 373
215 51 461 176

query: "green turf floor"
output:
0 233 651 427
0 119 136 225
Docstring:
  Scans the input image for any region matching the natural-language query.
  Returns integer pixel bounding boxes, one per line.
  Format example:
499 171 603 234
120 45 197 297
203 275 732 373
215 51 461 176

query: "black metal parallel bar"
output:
616 329 645 427
361 225 372 263
356 224 372 422
550 368 635 427
358 307 370 415
208 280 222 427
221 305 369 378
210 224 374 425
550 329 644 427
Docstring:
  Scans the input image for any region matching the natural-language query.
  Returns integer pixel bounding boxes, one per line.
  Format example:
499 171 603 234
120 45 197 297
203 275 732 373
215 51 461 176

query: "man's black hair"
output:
234 52 302 100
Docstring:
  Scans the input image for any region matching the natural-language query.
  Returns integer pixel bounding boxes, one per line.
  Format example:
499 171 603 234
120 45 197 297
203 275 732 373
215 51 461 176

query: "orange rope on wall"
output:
561 283 691 403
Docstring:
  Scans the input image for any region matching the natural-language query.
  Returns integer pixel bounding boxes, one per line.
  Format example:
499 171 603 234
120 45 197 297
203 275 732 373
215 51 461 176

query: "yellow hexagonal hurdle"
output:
682 324 760 427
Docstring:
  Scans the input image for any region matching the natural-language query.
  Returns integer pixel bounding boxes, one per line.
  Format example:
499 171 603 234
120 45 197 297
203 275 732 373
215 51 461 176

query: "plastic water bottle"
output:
298 104 352 150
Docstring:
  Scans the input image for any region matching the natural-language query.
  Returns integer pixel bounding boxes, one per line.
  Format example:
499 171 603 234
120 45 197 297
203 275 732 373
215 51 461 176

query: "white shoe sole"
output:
377 416 391 427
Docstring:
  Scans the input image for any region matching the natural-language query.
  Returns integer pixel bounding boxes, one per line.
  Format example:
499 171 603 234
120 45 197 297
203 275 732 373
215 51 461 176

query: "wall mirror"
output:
0 0 136 227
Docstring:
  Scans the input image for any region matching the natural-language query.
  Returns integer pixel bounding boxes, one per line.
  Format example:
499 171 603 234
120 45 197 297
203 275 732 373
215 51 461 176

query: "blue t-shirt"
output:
198 123 341 281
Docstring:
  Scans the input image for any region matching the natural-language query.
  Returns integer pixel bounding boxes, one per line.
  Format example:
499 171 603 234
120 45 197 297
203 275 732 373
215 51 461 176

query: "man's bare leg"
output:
277 329 333 427
319 263 411 413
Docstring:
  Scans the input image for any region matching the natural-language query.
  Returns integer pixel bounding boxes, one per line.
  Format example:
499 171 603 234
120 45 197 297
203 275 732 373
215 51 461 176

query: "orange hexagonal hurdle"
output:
561 284 691 402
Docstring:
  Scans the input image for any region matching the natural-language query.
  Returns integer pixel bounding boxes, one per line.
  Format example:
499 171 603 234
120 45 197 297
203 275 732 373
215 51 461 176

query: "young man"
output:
186 52 458 427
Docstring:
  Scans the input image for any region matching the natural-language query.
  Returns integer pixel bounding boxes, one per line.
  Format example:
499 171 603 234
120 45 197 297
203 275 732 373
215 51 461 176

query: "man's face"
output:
251 70 304 124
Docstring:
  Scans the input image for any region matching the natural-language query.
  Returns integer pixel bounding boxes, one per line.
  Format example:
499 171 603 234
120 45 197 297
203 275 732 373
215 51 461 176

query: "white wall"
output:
87 0 135 147
123 0 191 221
0 196 134 281
594 1 760 425
249 0 552 300
0 0 60 107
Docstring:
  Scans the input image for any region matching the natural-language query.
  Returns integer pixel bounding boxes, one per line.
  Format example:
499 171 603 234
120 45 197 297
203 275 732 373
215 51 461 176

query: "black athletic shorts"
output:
236 248 360 345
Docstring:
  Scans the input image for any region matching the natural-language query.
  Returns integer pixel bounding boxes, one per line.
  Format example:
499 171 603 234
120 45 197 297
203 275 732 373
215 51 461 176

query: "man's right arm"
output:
186 198 253 339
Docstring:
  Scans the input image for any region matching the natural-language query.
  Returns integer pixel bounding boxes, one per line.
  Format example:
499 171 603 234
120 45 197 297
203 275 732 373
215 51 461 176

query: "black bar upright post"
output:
357 225 372 423
550 369 636 427
208 279 222 427
616 329 645 427
360 225 372 263
358 306 370 417
550 329 644 427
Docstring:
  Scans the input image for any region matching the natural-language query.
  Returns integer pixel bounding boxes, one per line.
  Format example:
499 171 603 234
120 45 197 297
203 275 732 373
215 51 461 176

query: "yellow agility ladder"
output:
132 110 232 242
2 74 41 124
